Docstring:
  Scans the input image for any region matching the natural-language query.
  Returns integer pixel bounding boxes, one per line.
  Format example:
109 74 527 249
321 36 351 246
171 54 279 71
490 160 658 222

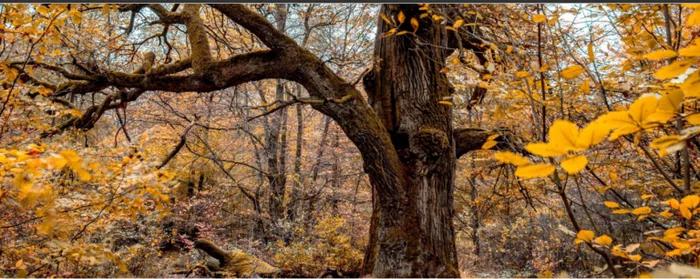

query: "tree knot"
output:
409 127 449 159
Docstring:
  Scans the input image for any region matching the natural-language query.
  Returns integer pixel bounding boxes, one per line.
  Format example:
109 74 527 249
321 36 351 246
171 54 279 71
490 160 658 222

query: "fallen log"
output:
192 239 280 278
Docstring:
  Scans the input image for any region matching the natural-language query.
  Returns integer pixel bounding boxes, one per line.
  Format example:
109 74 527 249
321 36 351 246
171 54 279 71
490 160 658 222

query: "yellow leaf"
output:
653 136 685 157
594 235 613 246
628 94 659 125
453 19 463 29
576 120 609 149
588 43 595 63
482 140 497 150
549 120 581 151
686 114 700 125
612 209 631 214
678 45 700 56
580 81 591 94
681 195 700 209
664 198 680 210
380 13 392 25
659 210 674 218
688 10 700 25
658 89 685 112
644 111 675 126
119 261 127 272
561 65 585 79
487 134 500 141
575 230 595 244
396 31 409 36
68 9 82 24
506 46 514 54
560 155 588 174
644 49 678 60
47 153 67 169
515 164 555 179
36 5 49 16
632 206 651 215
410 18 419 32
494 151 530 166
641 194 655 200
604 201 620 209
680 70 700 98
654 58 697 80
439 100 453 106
525 142 568 157
383 28 397 37
533 14 546 23
397 11 405 24
15 260 23 268
629 254 642 262
515 71 530 78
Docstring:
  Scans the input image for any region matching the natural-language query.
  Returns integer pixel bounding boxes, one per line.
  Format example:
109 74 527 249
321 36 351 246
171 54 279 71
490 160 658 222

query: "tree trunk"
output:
287 85 304 222
268 4 289 223
360 4 459 277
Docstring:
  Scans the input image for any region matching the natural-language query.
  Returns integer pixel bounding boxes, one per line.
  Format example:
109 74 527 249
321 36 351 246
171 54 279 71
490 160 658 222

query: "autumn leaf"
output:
688 10 700 25
663 198 680 210
532 14 546 23
482 140 497 150
560 155 587 174
410 18 419 32
397 11 405 24
687 114 700 125
575 230 594 244
654 58 698 80
576 119 609 149
549 120 583 151
604 201 620 209
452 19 463 29
560 65 585 79
631 206 651 215
68 9 82 24
594 235 613 246
681 195 700 209
644 49 678 60
515 71 529 78
680 70 700 97
525 142 568 157
515 164 555 179
494 151 530 166
678 45 700 56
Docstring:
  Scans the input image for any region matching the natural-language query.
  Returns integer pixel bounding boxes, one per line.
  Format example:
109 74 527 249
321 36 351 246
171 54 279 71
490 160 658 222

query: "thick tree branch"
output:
454 128 524 158
182 4 213 73
210 4 298 50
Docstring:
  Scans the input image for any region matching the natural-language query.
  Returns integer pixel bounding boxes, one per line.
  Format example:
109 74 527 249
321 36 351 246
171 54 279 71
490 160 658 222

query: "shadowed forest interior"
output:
3 3 700 278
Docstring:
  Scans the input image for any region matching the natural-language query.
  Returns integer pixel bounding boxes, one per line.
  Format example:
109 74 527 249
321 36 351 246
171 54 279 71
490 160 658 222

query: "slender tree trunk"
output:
360 4 459 277
268 4 289 222
330 131 341 214
287 85 304 222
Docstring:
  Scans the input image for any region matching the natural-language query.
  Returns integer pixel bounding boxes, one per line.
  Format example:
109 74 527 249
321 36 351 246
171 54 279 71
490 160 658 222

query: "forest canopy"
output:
2 3 700 278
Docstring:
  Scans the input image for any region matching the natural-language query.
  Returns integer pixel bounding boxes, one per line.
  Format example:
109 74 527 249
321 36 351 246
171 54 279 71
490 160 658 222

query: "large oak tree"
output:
18 4 511 277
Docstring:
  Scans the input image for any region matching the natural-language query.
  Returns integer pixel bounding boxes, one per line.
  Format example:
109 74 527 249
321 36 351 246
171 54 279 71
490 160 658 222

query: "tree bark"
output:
268 4 289 223
360 4 460 277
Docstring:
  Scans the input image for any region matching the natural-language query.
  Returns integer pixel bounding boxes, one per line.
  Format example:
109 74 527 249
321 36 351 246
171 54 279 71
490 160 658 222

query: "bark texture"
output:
361 5 459 277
